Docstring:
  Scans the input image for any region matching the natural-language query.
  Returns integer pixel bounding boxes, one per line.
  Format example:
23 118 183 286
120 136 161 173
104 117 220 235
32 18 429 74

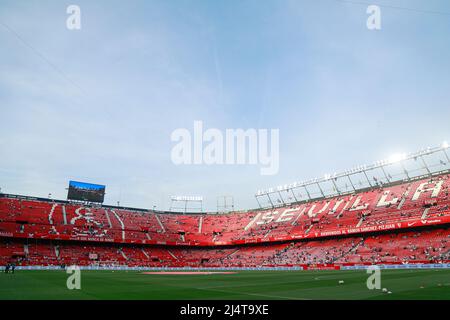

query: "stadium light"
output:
442 141 449 149
388 153 407 164
171 196 203 201
170 196 204 213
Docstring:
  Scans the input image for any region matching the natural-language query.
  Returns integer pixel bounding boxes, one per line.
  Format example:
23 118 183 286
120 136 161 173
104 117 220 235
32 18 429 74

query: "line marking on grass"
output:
194 286 312 300
141 272 237 275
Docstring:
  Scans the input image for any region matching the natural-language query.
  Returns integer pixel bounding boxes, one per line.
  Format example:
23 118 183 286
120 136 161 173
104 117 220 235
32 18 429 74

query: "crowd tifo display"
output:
0 173 449 268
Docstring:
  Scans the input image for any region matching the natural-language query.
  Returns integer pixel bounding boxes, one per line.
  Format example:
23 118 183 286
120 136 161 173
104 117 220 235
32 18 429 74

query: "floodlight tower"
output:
217 195 235 213
170 196 203 213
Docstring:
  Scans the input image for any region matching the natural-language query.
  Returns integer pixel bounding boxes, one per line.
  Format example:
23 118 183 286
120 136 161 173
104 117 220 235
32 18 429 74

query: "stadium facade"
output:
1 169 449 270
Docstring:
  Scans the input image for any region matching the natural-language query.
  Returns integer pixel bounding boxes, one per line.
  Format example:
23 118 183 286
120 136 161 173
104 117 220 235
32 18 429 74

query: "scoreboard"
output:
67 180 106 203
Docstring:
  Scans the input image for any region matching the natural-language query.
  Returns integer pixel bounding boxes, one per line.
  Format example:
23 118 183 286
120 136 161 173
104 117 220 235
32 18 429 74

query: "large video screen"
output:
67 181 106 203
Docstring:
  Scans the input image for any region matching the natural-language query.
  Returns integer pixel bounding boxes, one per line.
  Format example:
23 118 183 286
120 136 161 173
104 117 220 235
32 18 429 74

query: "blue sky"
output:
0 0 449 210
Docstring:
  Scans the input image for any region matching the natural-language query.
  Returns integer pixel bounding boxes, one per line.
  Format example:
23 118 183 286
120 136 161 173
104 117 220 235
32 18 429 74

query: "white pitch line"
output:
194 286 312 300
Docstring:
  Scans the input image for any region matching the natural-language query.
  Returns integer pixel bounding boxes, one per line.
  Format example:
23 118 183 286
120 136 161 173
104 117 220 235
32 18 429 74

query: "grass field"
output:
1 269 450 300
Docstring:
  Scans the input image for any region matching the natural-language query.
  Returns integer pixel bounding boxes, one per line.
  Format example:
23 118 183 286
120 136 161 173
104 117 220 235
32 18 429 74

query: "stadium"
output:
1 0 450 313
1 143 450 300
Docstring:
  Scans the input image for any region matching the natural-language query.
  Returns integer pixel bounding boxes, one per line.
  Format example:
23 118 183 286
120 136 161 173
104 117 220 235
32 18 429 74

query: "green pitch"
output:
1 269 449 300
